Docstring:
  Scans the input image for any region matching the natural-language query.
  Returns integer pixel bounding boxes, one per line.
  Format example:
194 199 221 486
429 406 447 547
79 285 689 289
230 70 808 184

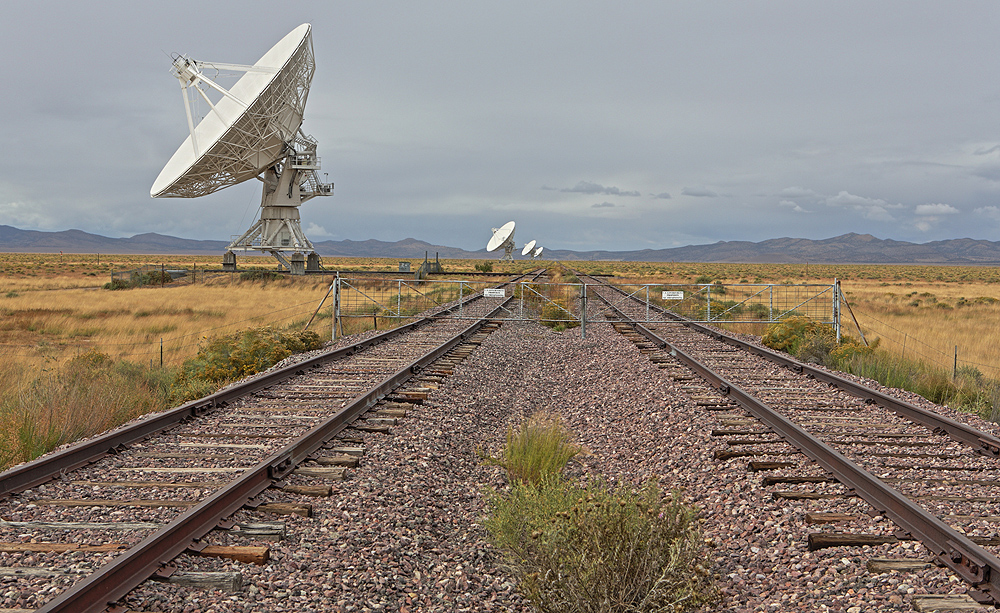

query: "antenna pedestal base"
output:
222 251 237 271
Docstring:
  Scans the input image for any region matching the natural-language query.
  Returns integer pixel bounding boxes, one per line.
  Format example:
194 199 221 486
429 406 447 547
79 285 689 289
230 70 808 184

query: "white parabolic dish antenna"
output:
151 23 333 273
533 246 543 258
487 221 516 262
521 240 536 257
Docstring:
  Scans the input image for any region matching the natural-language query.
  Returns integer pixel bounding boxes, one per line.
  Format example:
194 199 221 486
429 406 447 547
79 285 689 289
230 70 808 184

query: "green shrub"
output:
694 275 712 284
239 269 284 282
103 278 132 291
483 415 715 612
540 300 580 332
475 262 494 273
761 316 831 356
748 303 769 318
171 327 323 403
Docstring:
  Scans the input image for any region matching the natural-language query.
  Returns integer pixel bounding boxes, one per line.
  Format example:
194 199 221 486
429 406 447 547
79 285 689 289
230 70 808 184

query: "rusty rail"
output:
588 278 1000 605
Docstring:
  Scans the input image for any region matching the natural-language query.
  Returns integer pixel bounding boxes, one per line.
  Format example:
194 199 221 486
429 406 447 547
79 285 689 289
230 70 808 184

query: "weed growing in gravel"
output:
483 413 580 485
484 415 715 612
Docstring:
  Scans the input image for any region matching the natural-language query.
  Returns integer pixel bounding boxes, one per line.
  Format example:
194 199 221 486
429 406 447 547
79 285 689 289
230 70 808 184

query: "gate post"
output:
459 282 463 317
645 285 650 322
332 274 341 341
581 283 587 339
834 278 841 342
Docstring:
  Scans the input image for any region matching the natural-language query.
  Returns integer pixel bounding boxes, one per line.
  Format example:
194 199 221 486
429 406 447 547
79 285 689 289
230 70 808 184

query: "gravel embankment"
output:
103 320 993 611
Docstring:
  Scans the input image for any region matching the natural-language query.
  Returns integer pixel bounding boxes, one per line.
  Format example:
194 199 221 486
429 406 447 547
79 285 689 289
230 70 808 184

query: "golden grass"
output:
2 254 997 381
0 255 347 368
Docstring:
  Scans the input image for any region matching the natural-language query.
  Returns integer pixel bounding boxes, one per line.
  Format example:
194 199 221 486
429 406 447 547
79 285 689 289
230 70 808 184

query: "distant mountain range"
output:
2 225 999 264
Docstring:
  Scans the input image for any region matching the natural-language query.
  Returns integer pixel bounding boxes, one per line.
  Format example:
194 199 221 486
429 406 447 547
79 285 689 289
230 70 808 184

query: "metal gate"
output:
329 276 842 339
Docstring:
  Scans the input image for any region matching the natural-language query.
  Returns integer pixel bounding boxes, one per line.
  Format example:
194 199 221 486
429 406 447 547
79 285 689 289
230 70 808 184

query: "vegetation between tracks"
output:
484 414 715 612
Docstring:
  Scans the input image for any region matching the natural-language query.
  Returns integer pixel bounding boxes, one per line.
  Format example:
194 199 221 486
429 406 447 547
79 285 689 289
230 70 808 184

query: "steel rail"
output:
584 274 1000 457
0 270 538 500
589 283 1000 605
36 294 518 613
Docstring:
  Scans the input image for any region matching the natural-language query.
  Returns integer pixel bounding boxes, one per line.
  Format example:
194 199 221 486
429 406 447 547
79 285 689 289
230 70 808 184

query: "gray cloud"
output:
651 192 672 199
591 202 617 208
560 181 641 197
681 187 718 198
825 191 899 222
914 203 959 215
972 166 1000 182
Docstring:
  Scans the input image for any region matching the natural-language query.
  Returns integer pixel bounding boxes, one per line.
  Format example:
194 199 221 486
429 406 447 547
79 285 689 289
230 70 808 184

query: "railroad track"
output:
0 272 540 613
581 273 1000 607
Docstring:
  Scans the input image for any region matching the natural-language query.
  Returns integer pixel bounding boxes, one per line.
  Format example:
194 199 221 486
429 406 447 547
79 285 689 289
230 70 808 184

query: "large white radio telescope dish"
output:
486 221 516 262
151 23 333 274
521 240 536 257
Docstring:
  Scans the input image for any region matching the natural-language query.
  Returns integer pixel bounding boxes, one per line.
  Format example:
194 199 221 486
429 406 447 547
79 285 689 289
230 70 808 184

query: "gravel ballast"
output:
104 320 995 611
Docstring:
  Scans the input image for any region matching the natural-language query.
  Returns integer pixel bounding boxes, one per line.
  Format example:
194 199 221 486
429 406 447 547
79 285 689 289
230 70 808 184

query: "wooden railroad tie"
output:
0 542 269 565
762 475 837 486
726 438 786 446
0 520 286 540
280 484 332 497
715 449 793 460
773 491 850 501
808 532 1000 551
255 502 312 517
711 429 770 436
911 594 988 611
866 558 935 573
748 460 797 471
150 570 244 593
193 545 270 565
292 466 347 480
804 512 859 524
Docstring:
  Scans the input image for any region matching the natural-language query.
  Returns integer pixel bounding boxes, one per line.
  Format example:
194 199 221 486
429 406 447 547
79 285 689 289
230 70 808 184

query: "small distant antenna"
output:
533 246 543 258
521 239 536 257
486 221 516 262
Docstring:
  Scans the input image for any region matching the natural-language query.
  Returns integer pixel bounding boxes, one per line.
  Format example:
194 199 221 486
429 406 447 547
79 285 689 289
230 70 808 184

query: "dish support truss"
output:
163 34 333 273
227 131 333 273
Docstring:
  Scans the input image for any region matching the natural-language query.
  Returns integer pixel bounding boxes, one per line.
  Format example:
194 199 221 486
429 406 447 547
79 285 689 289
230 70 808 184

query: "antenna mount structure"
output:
151 24 333 274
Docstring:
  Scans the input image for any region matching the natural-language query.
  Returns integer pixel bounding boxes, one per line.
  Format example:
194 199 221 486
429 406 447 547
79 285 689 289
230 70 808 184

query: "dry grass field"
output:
0 253 997 469
3 254 995 378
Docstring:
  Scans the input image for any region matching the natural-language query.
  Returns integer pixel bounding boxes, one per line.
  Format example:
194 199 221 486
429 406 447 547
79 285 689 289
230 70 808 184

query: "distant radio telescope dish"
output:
151 23 333 274
533 246 543 258
521 239 536 257
486 221 516 262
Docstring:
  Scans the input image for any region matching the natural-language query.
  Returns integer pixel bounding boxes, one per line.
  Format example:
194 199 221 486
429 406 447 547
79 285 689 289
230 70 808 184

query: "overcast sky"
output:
2 2 1000 252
